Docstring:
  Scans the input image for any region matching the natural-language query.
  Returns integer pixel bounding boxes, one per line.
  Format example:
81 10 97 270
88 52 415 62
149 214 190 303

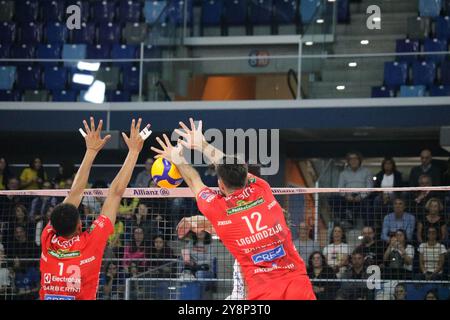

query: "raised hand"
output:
174 118 206 151
150 134 185 165
81 117 112 153
121 118 150 153
176 216 216 239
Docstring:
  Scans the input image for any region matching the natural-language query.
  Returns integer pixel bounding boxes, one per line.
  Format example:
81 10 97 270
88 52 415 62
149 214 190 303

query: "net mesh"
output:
0 186 449 300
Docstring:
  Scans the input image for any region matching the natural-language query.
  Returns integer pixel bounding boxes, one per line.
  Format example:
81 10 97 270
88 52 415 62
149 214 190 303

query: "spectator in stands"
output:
322 225 350 278
119 197 140 216
134 158 155 187
28 181 58 223
53 161 76 188
0 178 21 222
373 157 404 215
381 198 415 243
0 157 12 190
409 149 442 187
418 226 447 280
100 262 125 300
123 227 149 271
307 251 338 300
0 245 12 297
417 198 448 244
332 152 373 227
408 174 442 219
125 261 146 300
295 222 320 262
339 249 372 300
356 226 385 267
424 289 439 300
393 283 407 300
11 257 39 300
383 229 414 280
82 180 107 226
20 157 47 190
6 204 34 243
34 205 53 247
5 226 39 261
105 216 125 260
149 235 176 300
125 203 159 244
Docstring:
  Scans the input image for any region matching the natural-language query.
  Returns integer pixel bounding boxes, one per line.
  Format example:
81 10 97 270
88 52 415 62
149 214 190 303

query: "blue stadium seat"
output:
0 90 21 101
20 22 43 43
337 0 349 23
202 0 223 27
423 38 448 63
224 0 248 25
92 0 116 23
412 61 436 86
300 0 321 24
107 90 131 102
62 44 87 68
274 0 297 24
399 85 426 97
98 23 122 44
87 44 111 60
419 0 442 18
0 44 10 59
118 0 142 22
71 22 96 45
41 1 65 22
430 84 450 96
16 65 41 90
122 65 139 93
45 22 69 44
15 0 39 23
0 1 15 22
111 44 138 65
436 16 450 40
395 39 420 64
11 44 35 65
66 1 90 22
384 61 408 87
249 0 273 25
36 44 62 67
144 0 167 24
441 60 450 85
43 66 68 90
144 44 162 72
52 89 78 102
0 66 16 90
167 0 193 26
371 86 395 98
0 22 16 43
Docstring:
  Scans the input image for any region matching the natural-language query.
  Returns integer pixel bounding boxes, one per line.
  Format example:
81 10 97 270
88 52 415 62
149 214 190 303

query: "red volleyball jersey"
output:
39 215 113 300
196 174 308 298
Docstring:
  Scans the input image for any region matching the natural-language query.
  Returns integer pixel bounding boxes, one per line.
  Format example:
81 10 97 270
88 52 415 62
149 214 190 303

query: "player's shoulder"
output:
247 173 271 190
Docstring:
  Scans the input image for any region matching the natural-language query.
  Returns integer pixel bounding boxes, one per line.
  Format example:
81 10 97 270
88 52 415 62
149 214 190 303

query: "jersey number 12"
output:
242 212 268 234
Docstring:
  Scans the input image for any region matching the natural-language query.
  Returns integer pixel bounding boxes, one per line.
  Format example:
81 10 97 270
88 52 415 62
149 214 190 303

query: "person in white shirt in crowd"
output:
418 226 447 280
373 157 404 217
322 225 350 278
383 229 414 280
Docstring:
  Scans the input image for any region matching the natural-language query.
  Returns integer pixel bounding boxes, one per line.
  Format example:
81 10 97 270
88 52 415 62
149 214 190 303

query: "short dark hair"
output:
50 203 80 237
216 156 248 190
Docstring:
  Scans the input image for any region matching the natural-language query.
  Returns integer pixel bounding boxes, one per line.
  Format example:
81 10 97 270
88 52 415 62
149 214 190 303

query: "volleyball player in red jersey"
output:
39 117 149 300
151 119 316 300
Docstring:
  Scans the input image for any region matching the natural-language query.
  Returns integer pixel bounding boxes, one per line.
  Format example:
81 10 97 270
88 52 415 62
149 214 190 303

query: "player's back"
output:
39 215 113 300
196 175 308 296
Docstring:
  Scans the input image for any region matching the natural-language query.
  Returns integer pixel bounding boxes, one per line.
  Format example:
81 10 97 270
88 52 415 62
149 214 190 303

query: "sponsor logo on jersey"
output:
251 244 286 264
199 190 215 200
89 224 96 233
225 186 255 202
217 220 232 226
236 223 283 247
80 256 96 266
253 263 295 274
48 249 81 259
44 273 51 284
267 200 277 210
226 197 265 215
50 235 80 249
44 294 75 300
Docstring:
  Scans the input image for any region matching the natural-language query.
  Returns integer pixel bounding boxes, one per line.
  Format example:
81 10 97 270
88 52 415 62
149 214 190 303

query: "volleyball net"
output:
0 186 449 300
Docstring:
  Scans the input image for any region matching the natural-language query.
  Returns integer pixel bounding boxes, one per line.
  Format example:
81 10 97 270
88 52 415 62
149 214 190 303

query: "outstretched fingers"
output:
83 120 91 134
90 116 95 132
96 119 103 133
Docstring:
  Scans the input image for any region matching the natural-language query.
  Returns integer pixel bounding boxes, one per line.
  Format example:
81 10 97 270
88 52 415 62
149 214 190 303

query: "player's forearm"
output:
177 163 202 189
109 151 140 196
201 141 225 165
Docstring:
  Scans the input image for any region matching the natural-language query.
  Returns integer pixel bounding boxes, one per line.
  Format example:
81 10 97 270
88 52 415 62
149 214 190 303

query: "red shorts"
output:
248 274 316 300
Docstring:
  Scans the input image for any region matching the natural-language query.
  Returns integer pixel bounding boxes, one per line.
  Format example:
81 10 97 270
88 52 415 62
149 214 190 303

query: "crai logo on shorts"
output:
48 249 81 259
226 197 265 215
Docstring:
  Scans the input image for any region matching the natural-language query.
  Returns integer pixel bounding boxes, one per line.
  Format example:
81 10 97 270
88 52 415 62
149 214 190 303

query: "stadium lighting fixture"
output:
348 62 358 67
77 61 100 72
360 40 369 45
305 41 314 46
336 85 346 90
316 19 324 24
